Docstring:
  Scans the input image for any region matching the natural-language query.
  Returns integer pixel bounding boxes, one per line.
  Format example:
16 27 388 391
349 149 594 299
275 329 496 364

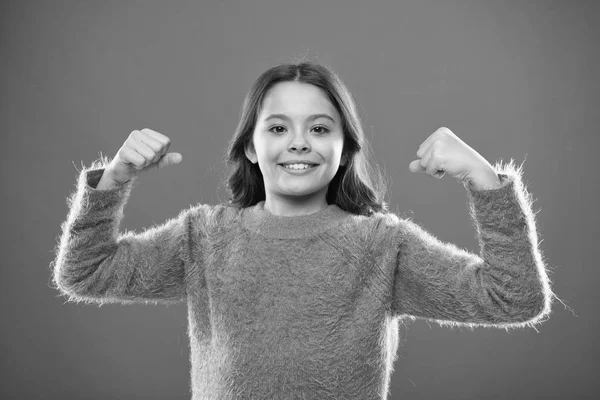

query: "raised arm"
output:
391 162 554 329
50 159 197 306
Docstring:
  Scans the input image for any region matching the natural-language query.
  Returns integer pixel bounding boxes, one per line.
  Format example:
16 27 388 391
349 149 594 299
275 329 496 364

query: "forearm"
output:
53 167 188 304
395 172 548 325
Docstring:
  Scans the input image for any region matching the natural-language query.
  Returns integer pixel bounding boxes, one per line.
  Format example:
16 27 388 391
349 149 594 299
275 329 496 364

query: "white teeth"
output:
282 164 314 170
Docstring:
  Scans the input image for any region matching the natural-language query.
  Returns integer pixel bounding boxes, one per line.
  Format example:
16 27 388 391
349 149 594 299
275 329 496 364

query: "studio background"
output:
1 1 595 399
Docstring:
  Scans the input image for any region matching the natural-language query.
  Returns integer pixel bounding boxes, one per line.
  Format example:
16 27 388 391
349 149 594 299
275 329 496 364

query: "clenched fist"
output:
409 127 496 185
104 128 182 185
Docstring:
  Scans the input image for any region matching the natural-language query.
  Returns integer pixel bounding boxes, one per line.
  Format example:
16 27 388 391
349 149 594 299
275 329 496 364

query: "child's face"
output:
246 81 346 204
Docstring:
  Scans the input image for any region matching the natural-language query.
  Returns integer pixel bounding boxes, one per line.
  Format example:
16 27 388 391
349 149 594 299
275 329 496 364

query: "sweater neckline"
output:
242 200 350 239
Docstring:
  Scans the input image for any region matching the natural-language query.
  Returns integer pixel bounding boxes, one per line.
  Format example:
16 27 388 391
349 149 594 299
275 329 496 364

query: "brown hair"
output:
220 60 390 216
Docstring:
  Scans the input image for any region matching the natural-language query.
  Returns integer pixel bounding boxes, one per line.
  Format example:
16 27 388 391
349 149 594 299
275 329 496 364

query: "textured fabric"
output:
50 157 554 400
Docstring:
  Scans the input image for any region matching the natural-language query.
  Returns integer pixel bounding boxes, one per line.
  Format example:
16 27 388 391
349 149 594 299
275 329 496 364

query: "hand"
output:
105 128 182 185
409 127 496 184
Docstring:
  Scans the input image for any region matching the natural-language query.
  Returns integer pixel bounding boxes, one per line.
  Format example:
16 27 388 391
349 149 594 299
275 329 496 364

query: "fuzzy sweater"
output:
51 157 553 400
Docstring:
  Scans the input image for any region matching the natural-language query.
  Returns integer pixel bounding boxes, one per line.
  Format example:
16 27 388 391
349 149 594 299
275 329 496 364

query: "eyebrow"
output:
264 113 336 123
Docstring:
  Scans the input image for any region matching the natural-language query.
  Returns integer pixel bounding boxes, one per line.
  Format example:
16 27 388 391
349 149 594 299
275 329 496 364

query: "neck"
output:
263 193 329 217
242 200 349 239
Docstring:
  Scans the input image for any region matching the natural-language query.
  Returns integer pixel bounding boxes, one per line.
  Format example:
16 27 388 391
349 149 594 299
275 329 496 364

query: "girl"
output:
51 61 554 400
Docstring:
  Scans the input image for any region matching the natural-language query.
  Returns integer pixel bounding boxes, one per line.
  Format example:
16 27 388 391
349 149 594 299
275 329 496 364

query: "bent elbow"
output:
483 283 549 324
501 289 551 325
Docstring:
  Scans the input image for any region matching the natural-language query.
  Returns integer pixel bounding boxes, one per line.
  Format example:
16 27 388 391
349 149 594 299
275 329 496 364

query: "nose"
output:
288 133 311 153
289 144 310 152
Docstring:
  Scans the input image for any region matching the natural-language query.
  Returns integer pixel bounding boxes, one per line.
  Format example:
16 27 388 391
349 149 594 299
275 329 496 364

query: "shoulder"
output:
358 209 407 230
189 203 243 230
340 208 411 241
180 202 243 233
355 209 437 249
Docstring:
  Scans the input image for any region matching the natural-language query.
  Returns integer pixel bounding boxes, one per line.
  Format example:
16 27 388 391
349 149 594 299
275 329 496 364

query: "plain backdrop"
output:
1 0 596 399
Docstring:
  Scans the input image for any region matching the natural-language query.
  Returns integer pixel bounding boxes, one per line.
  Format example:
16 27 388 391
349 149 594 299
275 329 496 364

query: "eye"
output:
312 125 330 134
267 125 330 134
268 125 286 134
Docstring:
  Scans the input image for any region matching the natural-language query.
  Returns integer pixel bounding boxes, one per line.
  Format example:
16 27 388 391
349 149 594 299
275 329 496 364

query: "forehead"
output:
259 82 338 117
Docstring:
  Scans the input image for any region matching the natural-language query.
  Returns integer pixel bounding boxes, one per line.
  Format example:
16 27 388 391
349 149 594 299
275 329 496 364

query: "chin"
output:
281 189 318 198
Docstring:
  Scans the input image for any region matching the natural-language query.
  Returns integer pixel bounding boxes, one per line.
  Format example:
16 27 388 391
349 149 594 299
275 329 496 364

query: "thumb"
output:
409 159 425 173
157 152 183 169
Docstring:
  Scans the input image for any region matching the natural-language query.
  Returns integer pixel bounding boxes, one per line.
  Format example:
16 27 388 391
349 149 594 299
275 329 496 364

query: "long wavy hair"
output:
221 60 390 216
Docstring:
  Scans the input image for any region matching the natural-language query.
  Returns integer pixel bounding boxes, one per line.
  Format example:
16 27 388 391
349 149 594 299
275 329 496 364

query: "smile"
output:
279 164 319 173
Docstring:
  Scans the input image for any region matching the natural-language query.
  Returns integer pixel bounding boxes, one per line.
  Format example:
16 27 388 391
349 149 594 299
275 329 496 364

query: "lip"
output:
278 164 319 174
278 161 319 166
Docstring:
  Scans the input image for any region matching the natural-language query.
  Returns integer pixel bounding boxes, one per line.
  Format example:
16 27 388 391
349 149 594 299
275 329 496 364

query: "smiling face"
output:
245 81 346 216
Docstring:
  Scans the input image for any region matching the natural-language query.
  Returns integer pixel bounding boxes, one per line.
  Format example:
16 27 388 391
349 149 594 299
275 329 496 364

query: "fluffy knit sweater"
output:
51 157 553 400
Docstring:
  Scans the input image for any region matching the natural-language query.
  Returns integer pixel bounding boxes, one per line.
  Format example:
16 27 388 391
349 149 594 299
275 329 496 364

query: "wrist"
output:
465 170 502 191
95 169 126 190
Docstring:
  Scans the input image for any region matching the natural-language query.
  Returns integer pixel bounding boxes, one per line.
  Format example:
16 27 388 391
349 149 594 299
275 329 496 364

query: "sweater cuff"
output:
68 156 137 219
462 159 532 235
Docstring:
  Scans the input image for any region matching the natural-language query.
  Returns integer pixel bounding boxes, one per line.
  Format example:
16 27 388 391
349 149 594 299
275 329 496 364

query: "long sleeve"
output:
50 157 194 306
391 159 554 329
